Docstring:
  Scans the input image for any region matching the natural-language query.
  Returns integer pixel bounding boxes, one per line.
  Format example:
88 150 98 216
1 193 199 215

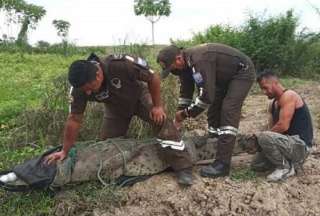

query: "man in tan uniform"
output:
157 43 255 177
45 53 193 186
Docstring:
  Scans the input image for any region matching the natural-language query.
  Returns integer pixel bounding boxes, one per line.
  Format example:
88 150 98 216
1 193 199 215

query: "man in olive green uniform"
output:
45 53 193 186
157 43 255 177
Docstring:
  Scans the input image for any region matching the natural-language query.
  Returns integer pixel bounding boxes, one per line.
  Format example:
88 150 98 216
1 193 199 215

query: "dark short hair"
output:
256 69 278 83
157 45 182 79
68 60 98 88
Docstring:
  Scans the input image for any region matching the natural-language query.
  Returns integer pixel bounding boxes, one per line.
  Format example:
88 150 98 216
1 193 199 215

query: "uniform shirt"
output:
177 43 255 118
69 55 154 117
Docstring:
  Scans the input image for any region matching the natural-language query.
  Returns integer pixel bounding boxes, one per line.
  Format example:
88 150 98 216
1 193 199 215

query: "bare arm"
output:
148 73 162 107
267 102 273 130
61 113 83 154
271 93 296 133
148 73 166 125
44 113 83 164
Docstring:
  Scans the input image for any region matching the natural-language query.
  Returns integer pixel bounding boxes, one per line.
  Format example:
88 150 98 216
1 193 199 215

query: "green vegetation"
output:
230 168 257 182
134 0 171 44
174 10 320 78
0 180 125 215
0 190 55 215
52 19 71 56
0 42 108 55
0 53 81 124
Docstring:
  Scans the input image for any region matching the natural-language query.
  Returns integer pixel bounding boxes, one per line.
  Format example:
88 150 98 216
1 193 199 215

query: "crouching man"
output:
44 53 193 186
247 70 313 182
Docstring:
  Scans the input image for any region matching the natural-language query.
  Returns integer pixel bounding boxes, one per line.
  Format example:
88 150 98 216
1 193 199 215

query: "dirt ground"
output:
70 83 320 216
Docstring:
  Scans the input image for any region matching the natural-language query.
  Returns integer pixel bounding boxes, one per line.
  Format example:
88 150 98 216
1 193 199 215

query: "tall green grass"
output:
0 53 82 124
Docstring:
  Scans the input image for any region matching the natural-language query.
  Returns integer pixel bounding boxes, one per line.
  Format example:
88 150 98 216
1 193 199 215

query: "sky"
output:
0 0 319 46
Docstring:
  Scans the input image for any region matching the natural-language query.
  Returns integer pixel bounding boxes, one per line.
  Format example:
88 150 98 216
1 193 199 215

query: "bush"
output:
174 10 320 78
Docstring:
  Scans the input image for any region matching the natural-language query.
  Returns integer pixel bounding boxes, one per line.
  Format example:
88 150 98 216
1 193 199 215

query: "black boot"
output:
176 168 193 186
200 160 230 178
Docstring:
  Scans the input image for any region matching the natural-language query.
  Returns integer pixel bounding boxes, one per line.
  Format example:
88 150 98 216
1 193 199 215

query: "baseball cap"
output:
157 45 181 79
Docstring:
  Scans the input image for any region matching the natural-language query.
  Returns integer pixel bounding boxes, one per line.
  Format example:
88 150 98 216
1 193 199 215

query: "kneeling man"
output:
252 70 313 181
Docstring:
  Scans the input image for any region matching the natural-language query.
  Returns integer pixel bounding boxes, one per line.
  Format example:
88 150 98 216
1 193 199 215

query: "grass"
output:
0 190 55 215
230 168 257 182
0 181 125 215
0 53 83 126
52 182 125 214
0 145 45 170
0 53 84 215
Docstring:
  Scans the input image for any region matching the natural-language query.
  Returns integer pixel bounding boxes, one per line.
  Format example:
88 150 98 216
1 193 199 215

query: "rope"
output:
95 138 158 187
111 140 128 174
97 159 109 187
118 176 143 187
96 139 131 187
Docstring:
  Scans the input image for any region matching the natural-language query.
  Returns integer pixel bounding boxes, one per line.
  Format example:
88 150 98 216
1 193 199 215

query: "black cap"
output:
68 60 98 88
157 45 181 79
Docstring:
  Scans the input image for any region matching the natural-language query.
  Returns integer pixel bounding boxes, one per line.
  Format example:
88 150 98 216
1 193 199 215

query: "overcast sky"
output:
1 0 319 46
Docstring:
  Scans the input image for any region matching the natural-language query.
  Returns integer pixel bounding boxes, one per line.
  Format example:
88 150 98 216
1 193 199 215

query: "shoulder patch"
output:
110 54 125 60
108 54 151 70
124 55 149 69
125 55 135 62
136 57 148 67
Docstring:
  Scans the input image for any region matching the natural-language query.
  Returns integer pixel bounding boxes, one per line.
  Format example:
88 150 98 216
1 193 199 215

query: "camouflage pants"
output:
251 131 307 170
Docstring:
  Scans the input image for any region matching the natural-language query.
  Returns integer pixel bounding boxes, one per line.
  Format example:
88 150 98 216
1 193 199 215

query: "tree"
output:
52 19 71 56
52 19 70 39
35 40 50 49
0 0 46 45
134 0 171 45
